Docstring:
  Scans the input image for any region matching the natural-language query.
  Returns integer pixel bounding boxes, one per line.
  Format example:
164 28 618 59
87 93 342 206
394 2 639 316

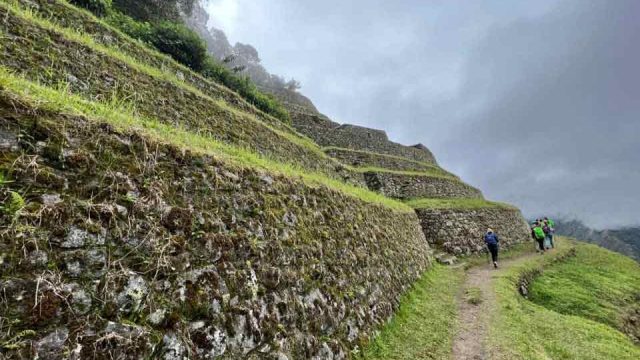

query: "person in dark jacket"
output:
484 228 500 268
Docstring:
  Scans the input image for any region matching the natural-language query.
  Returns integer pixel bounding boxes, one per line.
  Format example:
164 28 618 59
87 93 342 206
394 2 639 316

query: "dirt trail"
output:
451 253 538 360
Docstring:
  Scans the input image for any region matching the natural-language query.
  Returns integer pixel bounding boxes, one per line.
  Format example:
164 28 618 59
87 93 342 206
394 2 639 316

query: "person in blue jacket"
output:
484 228 500 268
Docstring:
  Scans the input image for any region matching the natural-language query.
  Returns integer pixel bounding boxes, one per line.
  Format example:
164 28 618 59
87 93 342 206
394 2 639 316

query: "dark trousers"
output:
536 238 545 251
487 243 499 262
547 234 555 248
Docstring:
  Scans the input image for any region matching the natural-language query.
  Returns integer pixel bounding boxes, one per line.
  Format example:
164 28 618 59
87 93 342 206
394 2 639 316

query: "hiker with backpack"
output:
532 221 546 253
484 228 500 268
544 217 555 249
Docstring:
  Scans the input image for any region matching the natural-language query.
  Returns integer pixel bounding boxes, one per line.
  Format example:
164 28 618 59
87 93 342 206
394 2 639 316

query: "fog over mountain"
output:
201 0 640 229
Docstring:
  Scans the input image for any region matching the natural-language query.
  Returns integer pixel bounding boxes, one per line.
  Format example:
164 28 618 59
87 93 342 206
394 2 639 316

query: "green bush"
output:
69 0 112 17
105 11 152 40
202 58 290 122
105 10 290 122
147 22 207 71
112 0 195 22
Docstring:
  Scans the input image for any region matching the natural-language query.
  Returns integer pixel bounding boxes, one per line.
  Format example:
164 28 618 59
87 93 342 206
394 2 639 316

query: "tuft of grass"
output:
360 265 465 359
406 198 517 210
487 238 640 359
528 243 640 333
2 191 25 217
465 287 483 305
0 67 412 213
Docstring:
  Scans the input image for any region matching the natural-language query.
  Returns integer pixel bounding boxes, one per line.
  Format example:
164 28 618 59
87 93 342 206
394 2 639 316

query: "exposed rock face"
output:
0 99 430 359
414 207 531 255
364 172 483 200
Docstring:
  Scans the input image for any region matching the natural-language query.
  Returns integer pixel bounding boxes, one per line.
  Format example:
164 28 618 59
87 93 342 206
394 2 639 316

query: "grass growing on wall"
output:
360 265 465 360
406 198 517 210
488 239 640 359
0 67 413 212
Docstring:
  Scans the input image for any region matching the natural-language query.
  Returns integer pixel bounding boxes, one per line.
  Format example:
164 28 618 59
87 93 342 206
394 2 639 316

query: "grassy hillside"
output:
489 240 640 359
528 243 640 342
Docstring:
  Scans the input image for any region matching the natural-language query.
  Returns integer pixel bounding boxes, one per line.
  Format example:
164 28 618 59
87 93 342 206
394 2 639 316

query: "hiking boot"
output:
493 261 498 269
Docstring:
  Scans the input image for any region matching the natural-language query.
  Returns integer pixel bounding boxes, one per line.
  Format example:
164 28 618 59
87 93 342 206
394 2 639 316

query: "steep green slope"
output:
489 240 640 359
528 243 640 342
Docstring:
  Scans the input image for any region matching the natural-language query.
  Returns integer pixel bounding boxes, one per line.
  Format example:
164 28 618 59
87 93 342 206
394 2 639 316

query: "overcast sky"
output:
204 0 640 229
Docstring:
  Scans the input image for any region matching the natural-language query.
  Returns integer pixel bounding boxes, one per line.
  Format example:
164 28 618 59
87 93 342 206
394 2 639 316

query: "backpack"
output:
533 226 545 240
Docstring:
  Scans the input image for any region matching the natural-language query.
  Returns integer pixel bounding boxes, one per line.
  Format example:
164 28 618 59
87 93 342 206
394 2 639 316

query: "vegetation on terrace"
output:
529 243 640 341
360 241 537 359
60 0 289 121
0 67 413 212
323 146 452 174
359 265 464 359
9 0 286 128
362 238 640 359
488 239 640 359
0 2 351 177
357 166 459 180
406 198 517 210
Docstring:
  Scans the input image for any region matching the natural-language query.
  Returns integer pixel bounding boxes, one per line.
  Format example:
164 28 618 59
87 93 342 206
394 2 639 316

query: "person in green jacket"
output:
532 221 546 252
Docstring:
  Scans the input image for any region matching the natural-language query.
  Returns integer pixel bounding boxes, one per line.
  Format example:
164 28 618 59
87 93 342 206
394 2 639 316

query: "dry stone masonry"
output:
364 171 483 200
414 207 531 255
0 99 430 359
325 147 454 174
291 111 437 164
0 1 535 359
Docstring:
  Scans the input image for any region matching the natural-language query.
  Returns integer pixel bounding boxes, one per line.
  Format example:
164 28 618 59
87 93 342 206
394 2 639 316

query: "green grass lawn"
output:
528 242 640 334
359 264 465 359
488 239 640 359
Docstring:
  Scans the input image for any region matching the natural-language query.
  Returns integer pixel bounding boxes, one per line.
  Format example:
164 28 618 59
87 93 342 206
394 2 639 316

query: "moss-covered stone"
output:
0 93 430 359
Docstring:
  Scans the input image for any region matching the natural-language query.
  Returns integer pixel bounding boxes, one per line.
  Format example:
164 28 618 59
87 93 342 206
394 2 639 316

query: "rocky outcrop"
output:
414 206 531 255
0 94 430 359
364 172 483 200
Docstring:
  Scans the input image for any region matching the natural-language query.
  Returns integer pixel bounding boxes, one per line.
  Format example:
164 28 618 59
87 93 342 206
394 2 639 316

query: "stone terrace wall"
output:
0 99 431 359
414 207 531 255
364 172 483 200
0 4 347 178
325 147 455 175
291 111 437 164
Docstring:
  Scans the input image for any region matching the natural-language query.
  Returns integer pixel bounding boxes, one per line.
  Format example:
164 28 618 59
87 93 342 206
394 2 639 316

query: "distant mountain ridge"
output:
554 219 640 261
